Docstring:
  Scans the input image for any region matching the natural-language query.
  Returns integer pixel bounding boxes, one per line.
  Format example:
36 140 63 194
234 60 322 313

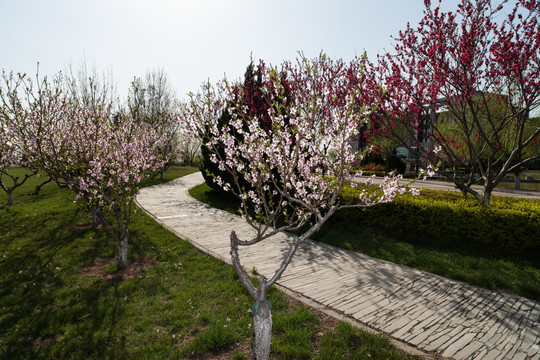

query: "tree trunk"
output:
91 206 100 228
95 206 130 269
6 190 13 206
514 168 521 190
252 300 272 360
481 190 491 206
118 232 129 270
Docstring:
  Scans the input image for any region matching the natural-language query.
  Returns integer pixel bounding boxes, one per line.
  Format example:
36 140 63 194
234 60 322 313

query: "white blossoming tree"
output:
184 54 416 360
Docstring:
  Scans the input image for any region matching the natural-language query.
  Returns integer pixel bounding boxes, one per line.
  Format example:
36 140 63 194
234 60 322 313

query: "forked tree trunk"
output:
97 206 130 270
228 210 338 359
479 190 491 206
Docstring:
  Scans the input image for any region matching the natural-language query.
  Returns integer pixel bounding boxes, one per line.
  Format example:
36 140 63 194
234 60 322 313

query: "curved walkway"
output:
136 172 539 360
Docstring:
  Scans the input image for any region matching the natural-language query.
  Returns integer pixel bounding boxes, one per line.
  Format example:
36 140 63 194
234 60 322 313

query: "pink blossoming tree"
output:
0 71 42 205
34 104 166 269
0 117 35 206
6 71 167 269
372 0 540 205
127 69 178 179
184 54 415 360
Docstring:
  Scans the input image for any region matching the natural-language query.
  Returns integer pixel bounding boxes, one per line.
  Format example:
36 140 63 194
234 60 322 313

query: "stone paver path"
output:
136 172 540 360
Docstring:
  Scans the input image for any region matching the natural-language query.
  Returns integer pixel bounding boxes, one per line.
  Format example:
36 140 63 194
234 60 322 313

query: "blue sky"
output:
1 0 461 101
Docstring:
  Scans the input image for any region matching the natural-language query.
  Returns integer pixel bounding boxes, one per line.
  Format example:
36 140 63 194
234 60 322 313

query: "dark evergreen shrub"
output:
199 61 293 196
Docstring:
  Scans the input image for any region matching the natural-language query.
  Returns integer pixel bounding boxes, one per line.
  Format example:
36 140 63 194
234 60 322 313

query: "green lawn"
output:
189 182 540 302
0 167 418 359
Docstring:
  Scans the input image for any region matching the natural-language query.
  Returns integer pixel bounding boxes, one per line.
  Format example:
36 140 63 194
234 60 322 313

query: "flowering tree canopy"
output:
372 0 540 205
0 113 33 206
127 69 178 179
184 54 415 360
198 61 294 194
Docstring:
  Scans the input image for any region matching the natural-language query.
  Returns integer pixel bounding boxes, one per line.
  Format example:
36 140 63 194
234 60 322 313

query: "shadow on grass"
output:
0 201 131 358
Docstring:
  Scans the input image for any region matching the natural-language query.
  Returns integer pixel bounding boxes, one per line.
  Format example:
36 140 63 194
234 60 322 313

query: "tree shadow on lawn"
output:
283 221 538 344
0 209 134 359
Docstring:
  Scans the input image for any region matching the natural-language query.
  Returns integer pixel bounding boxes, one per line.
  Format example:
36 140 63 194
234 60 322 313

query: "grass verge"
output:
189 182 540 301
0 167 418 359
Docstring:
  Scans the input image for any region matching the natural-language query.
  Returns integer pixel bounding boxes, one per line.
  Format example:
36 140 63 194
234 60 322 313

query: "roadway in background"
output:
353 176 540 200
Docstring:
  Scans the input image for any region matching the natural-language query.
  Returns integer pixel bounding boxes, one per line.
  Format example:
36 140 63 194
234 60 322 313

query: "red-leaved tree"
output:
372 0 540 205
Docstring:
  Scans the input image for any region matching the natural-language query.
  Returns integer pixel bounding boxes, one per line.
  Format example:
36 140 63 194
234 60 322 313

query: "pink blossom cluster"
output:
0 125 21 171
0 71 43 204
25 100 167 209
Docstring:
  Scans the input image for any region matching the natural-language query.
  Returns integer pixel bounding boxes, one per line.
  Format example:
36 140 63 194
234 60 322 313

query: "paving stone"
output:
410 310 437 329
471 347 488 360
528 344 540 357
447 325 465 338
482 349 502 360
480 329 504 348
441 332 477 358
499 339 516 359
453 341 484 360
522 328 540 349
424 334 451 352
383 316 412 334
520 300 536 312
530 305 540 323
498 333 518 353
407 330 431 346
392 320 419 339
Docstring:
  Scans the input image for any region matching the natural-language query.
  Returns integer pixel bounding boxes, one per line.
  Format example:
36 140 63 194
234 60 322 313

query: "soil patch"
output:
80 253 155 281
72 222 95 230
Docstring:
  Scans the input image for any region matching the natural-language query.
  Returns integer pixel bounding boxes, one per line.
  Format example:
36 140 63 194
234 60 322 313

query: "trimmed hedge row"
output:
337 186 540 253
